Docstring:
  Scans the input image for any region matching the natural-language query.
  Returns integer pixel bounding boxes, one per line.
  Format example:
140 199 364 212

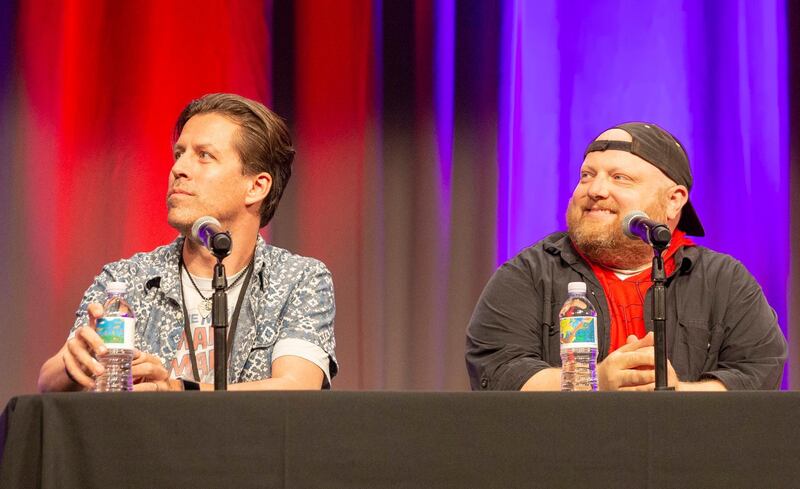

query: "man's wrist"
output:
674 379 727 391
521 368 561 391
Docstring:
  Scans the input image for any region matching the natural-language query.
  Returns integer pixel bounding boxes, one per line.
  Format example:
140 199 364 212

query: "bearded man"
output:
466 122 786 391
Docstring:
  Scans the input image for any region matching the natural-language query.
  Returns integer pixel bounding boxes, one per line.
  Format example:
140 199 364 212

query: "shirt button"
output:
480 378 488 389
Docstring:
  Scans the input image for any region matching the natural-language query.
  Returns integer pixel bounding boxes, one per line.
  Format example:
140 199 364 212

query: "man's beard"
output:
566 198 668 270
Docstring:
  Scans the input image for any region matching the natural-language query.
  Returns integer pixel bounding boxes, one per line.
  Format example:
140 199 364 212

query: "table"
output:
2 391 799 488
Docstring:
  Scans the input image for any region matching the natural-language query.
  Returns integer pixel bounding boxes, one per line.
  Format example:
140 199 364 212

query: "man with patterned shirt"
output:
467 122 786 391
38 93 337 392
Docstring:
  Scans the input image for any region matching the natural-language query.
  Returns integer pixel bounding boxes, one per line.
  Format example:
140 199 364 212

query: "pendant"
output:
198 299 212 319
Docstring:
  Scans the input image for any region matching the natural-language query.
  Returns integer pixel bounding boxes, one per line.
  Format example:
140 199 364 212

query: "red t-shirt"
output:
581 230 694 353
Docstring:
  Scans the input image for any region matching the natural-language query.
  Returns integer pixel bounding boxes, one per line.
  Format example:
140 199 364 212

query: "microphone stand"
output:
650 240 674 391
209 232 232 391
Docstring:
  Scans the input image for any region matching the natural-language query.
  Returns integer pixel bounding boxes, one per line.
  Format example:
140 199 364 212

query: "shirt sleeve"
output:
272 338 331 383
278 259 338 383
466 255 552 390
70 267 117 338
699 260 787 390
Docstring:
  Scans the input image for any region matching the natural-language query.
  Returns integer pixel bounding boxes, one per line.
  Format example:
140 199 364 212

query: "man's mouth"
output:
168 188 193 197
584 207 616 215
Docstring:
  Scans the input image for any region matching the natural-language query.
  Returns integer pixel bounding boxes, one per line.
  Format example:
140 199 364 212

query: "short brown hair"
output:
173 93 294 227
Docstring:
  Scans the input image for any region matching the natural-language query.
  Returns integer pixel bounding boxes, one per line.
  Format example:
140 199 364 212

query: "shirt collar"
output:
144 234 272 304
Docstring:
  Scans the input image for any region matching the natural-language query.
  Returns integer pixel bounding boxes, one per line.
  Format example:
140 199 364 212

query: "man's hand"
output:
598 332 659 391
131 351 182 392
61 303 108 390
598 332 684 391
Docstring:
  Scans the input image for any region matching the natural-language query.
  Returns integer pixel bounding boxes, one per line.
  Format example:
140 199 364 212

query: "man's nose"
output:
170 153 190 179
587 175 610 200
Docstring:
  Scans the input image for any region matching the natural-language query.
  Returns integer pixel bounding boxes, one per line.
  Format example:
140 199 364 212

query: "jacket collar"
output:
543 232 580 266
543 231 698 280
672 245 698 275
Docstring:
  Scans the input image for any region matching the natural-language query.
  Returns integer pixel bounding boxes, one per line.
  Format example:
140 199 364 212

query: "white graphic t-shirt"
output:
171 267 248 383
172 266 331 384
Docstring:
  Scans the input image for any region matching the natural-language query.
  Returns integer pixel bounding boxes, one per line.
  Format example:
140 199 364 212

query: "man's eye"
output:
200 151 213 159
173 150 182 161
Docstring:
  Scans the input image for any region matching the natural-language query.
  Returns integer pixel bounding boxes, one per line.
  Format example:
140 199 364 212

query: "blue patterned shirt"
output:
71 235 338 386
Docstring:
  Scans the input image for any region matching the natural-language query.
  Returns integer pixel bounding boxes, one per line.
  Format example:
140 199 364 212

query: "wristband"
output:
179 377 201 391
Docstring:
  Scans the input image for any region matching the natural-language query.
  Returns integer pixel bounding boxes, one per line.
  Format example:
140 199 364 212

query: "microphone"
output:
191 216 232 257
622 211 672 248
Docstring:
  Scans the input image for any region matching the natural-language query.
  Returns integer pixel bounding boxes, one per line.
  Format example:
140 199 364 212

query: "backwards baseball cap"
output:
583 121 705 237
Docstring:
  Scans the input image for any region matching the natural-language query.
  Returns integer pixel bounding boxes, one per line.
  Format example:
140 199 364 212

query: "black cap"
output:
584 122 705 237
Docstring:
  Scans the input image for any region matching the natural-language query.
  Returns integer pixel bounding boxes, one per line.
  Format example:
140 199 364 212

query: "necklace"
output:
182 259 253 319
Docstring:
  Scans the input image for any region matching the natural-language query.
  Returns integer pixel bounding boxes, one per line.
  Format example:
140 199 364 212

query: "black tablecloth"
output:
1 391 799 488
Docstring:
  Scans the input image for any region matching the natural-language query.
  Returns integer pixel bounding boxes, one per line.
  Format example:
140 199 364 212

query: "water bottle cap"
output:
106 282 128 294
567 282 586 295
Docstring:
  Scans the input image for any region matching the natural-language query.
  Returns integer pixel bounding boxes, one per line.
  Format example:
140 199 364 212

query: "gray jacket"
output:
466 232 787 390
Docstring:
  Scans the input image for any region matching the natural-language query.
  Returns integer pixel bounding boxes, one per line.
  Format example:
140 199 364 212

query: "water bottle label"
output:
96 317 135 350
560 316 597 349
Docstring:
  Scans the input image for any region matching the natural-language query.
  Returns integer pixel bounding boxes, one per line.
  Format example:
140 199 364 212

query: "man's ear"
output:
665 185 689 221
246 172 272 206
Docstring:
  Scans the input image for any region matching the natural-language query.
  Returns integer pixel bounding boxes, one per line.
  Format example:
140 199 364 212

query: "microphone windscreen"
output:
622 211 648 239
191 216 221 244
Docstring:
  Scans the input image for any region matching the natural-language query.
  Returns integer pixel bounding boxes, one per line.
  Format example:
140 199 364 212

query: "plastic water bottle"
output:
93 282 135 392
560 282 598 391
